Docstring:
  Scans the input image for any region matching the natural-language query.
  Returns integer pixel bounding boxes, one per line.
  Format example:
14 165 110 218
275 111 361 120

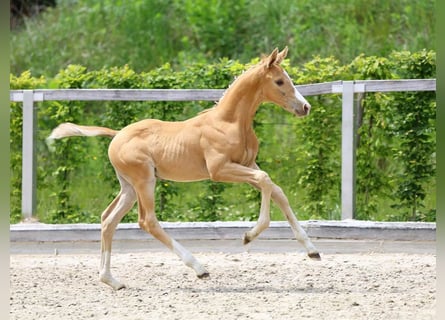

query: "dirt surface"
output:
10 250 435 320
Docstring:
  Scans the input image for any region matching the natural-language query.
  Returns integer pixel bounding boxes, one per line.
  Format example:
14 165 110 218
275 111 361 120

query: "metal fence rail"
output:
10 79 436 220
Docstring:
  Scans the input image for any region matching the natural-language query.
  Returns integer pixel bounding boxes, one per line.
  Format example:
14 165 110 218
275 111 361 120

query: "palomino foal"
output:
48 47 320 290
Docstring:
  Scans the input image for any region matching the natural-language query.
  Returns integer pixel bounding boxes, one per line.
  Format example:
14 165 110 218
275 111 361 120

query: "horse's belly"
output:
154 159 210 182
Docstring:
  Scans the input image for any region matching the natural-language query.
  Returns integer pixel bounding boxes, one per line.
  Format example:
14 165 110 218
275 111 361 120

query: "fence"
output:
10 79 436 221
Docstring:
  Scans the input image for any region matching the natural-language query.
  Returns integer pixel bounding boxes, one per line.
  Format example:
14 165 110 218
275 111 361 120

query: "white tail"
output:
46 122 118 151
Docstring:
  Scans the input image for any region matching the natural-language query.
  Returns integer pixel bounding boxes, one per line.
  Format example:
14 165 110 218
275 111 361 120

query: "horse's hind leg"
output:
134 166 209 278
99 175 137 290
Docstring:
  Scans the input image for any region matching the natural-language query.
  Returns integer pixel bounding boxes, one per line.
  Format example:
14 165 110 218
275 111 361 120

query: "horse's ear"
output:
276 46 288 64
265 48 279 68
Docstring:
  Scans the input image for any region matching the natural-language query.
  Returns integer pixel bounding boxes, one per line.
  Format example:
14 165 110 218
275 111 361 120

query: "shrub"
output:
9 51 436 223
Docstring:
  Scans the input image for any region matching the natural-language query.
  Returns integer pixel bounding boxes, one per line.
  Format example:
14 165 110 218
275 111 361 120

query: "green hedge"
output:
10 50 436 223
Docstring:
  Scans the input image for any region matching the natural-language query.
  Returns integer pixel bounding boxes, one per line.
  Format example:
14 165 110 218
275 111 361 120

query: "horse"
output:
47 47 321 290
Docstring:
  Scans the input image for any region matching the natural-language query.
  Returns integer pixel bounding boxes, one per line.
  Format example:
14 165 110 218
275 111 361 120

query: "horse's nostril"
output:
303 103 311 114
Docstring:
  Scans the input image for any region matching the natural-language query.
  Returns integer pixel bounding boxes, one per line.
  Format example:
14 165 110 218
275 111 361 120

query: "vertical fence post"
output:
22 90 37 220
341 81 356 220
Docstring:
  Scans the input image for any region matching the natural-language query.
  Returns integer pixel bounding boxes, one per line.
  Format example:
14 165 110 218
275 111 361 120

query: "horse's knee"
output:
255 171 273 191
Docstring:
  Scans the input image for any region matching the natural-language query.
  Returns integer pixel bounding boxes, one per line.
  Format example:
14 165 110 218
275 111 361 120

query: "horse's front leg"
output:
247 164 320 260
270 184 320 260
206 161 274 244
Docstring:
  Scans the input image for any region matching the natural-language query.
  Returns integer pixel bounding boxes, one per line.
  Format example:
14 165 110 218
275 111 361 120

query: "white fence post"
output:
22 90 37 219
341 81 357 220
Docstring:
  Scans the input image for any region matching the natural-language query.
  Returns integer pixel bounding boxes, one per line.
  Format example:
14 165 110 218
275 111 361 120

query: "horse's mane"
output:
197 61 266 115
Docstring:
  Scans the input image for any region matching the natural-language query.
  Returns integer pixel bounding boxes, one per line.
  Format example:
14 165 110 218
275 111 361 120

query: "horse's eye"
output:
275 79 284 86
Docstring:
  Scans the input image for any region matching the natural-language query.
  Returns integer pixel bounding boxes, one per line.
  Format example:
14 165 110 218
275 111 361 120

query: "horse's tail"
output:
46 122 118 151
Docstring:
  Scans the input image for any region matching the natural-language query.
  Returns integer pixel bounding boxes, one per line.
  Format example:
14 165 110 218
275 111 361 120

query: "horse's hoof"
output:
116 283 127 290
243 233 251 245
100 274 127 290
197 272 210 279
308 252 321 260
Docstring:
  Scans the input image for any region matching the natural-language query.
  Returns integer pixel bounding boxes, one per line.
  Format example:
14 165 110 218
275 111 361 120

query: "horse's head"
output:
261 47 311 117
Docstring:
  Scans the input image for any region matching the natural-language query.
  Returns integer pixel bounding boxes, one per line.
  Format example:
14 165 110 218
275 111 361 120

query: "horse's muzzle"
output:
303 103 311 115
294 102 311 117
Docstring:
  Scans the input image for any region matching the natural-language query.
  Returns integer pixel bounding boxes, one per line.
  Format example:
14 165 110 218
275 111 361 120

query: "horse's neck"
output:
215 69 263 127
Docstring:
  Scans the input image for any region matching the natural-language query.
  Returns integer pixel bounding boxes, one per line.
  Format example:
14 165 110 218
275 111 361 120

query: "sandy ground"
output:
10 249 435 320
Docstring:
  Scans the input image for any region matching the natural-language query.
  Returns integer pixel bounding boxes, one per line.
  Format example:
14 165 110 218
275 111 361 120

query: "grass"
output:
10 0 435 76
